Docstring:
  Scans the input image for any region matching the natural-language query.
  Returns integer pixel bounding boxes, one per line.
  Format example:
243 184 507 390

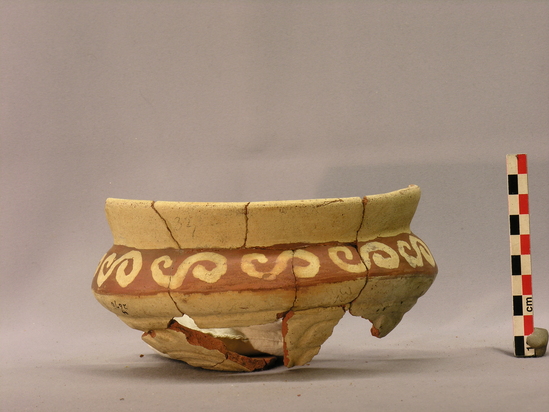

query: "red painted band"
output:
517 154 528 174
522 275 533 295
524 315 534 336
520 234 531 255
519 194 529 214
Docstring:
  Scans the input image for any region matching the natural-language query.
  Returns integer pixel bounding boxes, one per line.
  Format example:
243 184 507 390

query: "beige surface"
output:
107 196 366 249
153 201 248 249
246 197 363 247
293 278 366 310
93 291 181 331
172 289 295 329
141 328 236 371
105 187 421 249
105 199 179 249
358 185 420 242
283 307 346 367
349 275 435 337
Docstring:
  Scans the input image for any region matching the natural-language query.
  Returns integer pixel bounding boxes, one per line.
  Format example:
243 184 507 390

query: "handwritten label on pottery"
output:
110 300 129 315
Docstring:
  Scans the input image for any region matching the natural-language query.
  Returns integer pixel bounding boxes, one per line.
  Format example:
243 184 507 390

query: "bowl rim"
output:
104 184 421 249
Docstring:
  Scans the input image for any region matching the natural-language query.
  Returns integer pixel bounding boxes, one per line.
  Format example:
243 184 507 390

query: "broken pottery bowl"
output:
92 185 437 372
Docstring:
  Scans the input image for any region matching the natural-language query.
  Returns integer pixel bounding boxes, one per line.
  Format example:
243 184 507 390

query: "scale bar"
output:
506 154 536 357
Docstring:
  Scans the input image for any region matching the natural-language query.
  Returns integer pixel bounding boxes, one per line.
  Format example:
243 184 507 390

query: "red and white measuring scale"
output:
506 154 542 357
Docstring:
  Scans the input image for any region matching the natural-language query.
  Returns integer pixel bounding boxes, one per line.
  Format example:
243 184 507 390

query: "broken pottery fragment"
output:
92 185 438 371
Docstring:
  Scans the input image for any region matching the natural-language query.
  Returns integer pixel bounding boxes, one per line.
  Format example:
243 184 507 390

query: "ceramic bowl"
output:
92 185 437 371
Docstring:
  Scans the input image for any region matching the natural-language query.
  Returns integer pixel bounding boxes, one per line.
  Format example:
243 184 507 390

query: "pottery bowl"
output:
92 185 437 371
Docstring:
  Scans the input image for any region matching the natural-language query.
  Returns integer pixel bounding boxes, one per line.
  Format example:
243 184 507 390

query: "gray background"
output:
1 1 548 411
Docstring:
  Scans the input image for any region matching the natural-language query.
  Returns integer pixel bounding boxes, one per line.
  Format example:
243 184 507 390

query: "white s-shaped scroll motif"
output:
152 252 228 288
397 235 436 268
328 246 367 273
359 242 400 270
293 249 321 278
96 251 143 288
241 250 294 280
